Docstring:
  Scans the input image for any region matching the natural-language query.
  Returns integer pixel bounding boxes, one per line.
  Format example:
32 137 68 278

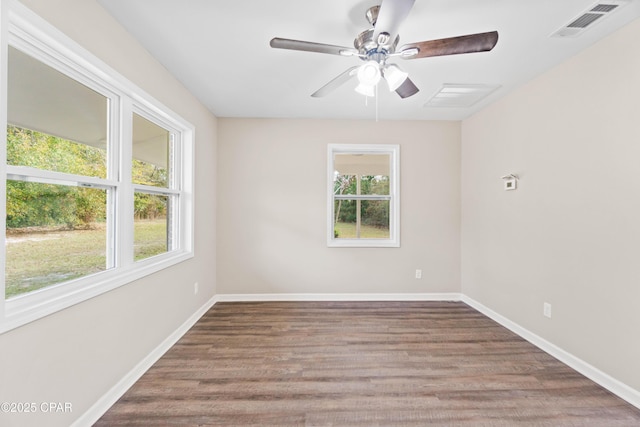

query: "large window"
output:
327 144 400 247
5 45 115 300
0 2 194 332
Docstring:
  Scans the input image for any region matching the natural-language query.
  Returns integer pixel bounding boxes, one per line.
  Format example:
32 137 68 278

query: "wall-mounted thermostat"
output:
501 174 518 191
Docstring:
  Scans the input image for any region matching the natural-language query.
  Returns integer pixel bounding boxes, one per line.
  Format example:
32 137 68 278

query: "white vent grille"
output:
590 4 619 12
552 1 627 38
424 84 500 108
567 12 605 29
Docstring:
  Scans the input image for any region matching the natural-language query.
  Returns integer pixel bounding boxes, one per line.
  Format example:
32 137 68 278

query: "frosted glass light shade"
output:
355 83 376 97
383 64 409 92
357 61 381 86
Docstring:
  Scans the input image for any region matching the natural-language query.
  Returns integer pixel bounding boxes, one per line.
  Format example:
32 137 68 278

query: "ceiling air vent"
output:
552 1 628 38
424 84 500 108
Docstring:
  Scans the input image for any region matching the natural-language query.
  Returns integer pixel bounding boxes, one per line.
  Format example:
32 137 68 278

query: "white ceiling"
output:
97 0 640 121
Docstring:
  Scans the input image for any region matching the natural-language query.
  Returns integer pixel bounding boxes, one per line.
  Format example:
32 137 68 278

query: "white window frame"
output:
0 0 194 333
327 144 400 248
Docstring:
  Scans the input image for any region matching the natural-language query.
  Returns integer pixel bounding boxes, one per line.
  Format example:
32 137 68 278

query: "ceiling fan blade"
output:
395 77 419 99
311 66 359 98
373 0 415 43
270 38 357 56
400 31 499 59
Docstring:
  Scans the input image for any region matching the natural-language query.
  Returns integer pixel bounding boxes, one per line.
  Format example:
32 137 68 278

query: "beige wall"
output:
461 18 640 391
0 1 217 426
217 119 461 295
4 1 638 425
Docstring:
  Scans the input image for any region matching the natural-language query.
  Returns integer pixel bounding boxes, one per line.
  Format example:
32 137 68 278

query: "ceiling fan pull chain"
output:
375 84 379 122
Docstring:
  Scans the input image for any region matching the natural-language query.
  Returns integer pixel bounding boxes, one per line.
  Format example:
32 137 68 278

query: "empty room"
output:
0 0 639 426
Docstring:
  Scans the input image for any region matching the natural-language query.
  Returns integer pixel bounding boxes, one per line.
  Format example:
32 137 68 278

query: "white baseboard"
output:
72 295 218 427
461 295 640 410
215 292 463 302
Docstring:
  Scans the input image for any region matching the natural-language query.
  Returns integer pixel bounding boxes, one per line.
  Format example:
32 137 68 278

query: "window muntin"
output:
328 145 399 247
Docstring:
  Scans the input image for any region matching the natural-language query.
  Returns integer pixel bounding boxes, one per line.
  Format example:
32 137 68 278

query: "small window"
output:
327 144 400 247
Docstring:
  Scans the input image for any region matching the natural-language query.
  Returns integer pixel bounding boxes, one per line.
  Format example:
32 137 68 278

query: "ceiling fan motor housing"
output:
354 28 399 60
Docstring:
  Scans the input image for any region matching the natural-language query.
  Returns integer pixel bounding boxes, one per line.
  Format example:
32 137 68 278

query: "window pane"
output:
333 154 390 196
7 46 108 178
134 193 171 261
132 114 170 188
5 181 108 299
333 199 390 239
7 126 108 178
360 175 390 196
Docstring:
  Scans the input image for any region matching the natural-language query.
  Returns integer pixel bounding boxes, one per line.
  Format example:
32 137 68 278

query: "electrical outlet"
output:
194 282 199 295
543 302 552 318
415 269 422 279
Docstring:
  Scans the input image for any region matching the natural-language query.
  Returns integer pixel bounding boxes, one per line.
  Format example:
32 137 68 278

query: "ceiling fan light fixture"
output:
357 61 381 86
355 83 376 97
383 64 409 92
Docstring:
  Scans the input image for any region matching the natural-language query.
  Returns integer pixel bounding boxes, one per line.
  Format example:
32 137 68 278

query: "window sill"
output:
328 238 400 248
1 250 193 334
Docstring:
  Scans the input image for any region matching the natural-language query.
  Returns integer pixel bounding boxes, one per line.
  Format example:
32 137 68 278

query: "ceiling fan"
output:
270 0 498 99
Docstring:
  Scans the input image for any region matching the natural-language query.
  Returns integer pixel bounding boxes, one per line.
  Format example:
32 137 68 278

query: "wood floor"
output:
96 301 640 426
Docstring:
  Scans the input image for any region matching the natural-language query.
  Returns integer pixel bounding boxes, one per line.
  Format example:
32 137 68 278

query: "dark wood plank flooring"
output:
96 301 640 426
